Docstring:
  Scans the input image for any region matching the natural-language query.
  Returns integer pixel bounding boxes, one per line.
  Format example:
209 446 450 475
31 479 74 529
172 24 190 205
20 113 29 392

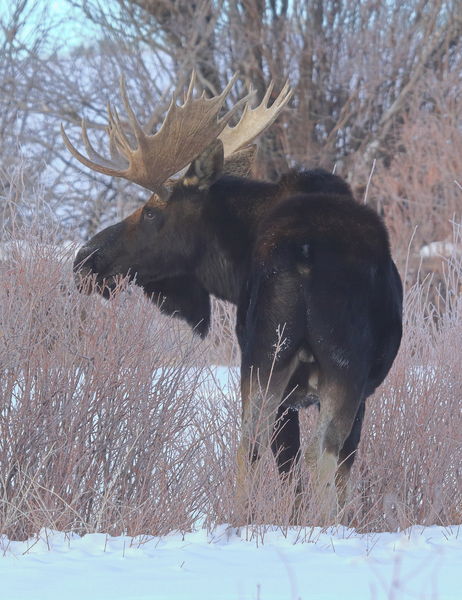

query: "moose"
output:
64 73 403 521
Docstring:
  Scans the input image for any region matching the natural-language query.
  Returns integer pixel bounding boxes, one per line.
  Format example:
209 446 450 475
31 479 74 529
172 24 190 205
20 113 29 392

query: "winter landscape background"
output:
1 1 461 598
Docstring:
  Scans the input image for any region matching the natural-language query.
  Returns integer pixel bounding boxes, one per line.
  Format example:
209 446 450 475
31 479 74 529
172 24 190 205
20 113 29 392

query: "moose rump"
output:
237 192 403 517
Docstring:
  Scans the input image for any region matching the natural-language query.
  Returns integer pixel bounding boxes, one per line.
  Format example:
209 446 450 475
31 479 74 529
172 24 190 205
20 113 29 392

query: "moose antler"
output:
219 80 292 156
61 73 292 191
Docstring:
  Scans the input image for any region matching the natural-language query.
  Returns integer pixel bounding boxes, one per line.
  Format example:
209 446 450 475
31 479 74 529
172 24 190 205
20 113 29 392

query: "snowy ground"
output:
1 525 461 600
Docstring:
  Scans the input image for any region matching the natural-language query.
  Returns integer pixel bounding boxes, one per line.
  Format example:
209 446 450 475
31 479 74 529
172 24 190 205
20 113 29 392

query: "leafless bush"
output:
342 242 462 531
370 72 462 271
0 242 457 537
0 194 219 539
1 182 461 540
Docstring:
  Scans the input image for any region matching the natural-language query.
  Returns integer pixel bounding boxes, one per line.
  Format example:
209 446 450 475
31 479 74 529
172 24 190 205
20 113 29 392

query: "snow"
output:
419 241 462 259
1 525 461 599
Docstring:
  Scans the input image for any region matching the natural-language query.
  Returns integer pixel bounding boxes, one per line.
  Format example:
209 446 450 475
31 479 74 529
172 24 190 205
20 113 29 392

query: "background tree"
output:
1 0 461 282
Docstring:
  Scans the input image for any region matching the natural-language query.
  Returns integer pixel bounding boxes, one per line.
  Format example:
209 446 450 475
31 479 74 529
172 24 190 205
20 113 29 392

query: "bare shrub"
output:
0 202 219 539
370 73 462 281
346 249 462 531
1 183 461 540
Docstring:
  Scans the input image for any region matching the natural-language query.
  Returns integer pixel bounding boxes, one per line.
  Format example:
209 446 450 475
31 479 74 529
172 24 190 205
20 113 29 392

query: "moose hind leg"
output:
305 382 363 523
336 399 365 511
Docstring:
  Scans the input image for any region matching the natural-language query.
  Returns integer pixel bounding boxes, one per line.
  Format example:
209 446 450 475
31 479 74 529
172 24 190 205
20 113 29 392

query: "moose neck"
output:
196 246 246 304
194 175 277 304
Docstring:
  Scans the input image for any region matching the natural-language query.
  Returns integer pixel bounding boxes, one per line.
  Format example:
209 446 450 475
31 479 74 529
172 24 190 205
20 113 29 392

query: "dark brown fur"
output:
74 142 403 520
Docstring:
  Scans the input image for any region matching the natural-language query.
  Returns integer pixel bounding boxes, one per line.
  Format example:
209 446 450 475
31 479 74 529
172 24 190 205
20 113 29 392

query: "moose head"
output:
64 73 292 307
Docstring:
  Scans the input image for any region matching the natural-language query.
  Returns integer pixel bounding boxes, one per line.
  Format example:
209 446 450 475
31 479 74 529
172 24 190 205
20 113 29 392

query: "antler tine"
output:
261 80 275 105
61 87 134 178
105 106 129 164
105 103 130 169
118 76 147 148
216 72 239 104
61 121 125 177
219 79 293 157
81 118 120 169
184 70 197 102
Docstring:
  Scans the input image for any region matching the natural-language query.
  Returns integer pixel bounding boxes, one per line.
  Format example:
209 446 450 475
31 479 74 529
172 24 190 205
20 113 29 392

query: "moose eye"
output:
144 209 156 221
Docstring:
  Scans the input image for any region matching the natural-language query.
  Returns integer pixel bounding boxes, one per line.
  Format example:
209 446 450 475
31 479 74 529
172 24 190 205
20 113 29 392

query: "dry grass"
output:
0 191 461 541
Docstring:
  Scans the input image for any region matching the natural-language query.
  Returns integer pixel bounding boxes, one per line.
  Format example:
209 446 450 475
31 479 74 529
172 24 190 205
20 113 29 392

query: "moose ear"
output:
223 145 257 177
183 139 224 190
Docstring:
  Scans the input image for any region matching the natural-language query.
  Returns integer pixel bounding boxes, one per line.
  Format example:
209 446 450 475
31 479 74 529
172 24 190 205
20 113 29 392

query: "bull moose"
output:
63 73 403 521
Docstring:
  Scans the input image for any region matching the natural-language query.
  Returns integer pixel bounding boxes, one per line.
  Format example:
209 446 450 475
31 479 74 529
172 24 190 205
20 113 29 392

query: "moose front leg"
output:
271 405 301 479
235 270 306 521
